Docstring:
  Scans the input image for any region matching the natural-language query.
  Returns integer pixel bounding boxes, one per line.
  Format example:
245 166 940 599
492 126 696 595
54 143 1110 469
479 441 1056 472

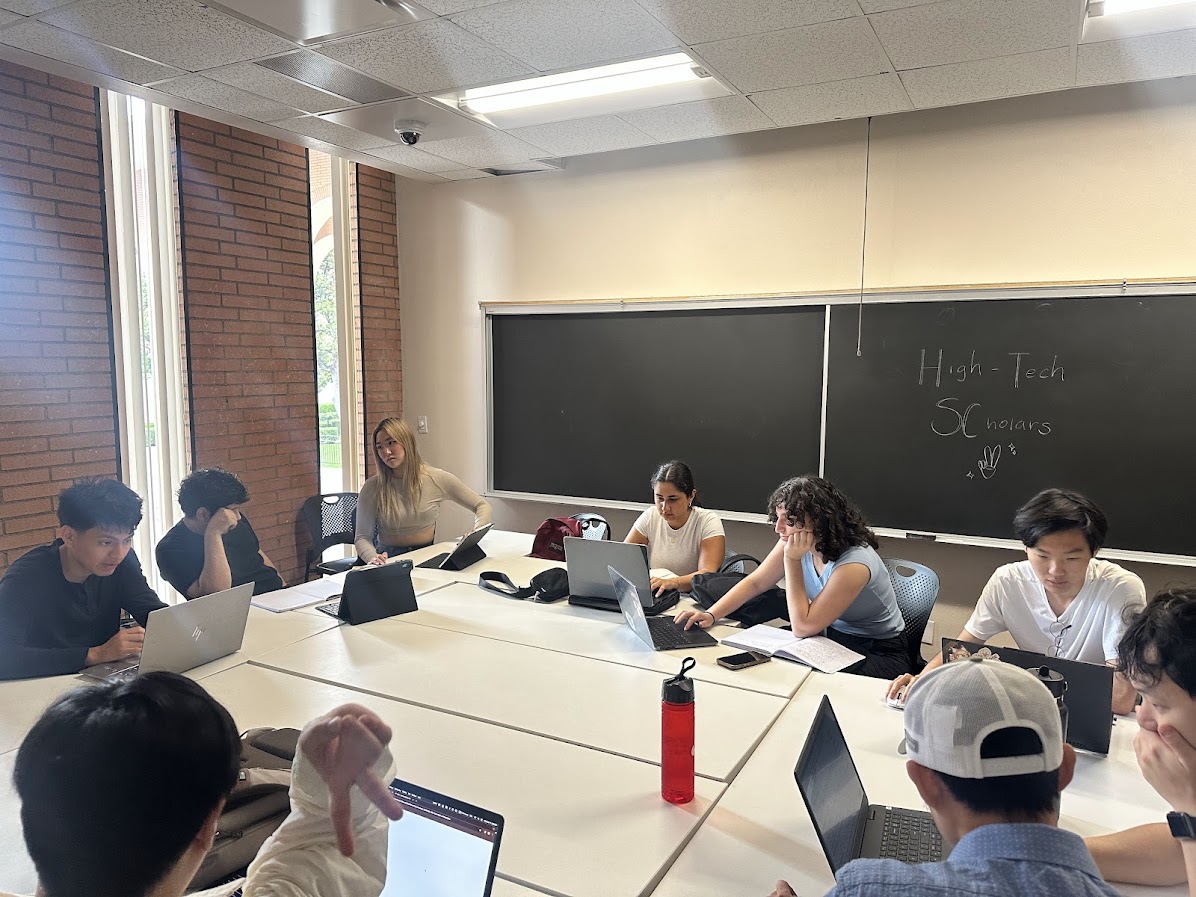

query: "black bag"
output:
478 568 569 602
690 554 788 627
189 727 300 890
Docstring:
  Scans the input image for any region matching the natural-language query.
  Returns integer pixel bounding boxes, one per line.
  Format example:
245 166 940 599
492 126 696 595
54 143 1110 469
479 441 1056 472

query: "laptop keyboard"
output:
647 616 713 648
316 601 340 616
880 810 942 863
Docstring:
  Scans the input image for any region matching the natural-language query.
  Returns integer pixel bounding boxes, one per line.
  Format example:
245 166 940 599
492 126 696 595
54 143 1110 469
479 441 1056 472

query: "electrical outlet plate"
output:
921 620 935 646
417 415 428 434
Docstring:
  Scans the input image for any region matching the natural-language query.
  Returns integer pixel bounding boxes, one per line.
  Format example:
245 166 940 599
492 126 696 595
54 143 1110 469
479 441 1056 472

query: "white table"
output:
0 607 337 755
250 618 786 782
0 752 35 896
401 581 811 698
201 664 726 897
652 671 1184 897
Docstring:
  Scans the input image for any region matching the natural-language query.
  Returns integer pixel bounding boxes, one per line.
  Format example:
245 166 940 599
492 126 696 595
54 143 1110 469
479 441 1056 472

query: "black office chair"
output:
720 552 760 575
883 558 940 674
300 493 361 581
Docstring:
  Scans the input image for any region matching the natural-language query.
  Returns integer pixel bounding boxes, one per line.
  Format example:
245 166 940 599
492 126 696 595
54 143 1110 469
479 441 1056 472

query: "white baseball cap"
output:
903 656 1064 779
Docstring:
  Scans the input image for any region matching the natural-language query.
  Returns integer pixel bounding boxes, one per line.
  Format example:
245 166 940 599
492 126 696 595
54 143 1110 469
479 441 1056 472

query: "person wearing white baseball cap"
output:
770 657 1121 897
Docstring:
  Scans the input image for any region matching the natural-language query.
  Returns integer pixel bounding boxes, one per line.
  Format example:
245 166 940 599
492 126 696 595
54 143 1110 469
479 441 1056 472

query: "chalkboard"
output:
824 296 1196 555
490 306 826 514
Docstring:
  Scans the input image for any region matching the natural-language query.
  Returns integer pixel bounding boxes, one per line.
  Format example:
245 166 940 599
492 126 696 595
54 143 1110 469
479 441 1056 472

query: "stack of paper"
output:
720 624 864 674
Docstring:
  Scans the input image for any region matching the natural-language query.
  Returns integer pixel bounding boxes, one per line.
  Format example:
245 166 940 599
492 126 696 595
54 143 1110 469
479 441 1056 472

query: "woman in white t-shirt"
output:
885 488 1146 714
624 461 725 596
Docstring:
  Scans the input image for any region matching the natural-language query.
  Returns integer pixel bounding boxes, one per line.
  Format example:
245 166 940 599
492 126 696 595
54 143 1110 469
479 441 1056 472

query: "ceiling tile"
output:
694 17 890 93
507 114 657 156
0 20 185 83
869 0 1078 71
0 9 23 25
274 114 395 151
438 168 495 180
451 0 679 72
634 0 862 44
416 130 548 167
857 0 939 11
207 0 429 44
205 62 354 114
618 94 774 142
361 143 466 173
901 47 1074 109
153 74 304 122
1077 27 1196 86
750 72 911 127
317 19 532 94
40 0 297 71
0 0 72 14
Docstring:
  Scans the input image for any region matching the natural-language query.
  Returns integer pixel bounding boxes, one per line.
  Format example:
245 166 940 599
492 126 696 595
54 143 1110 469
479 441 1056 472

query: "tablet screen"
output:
379 779 503 897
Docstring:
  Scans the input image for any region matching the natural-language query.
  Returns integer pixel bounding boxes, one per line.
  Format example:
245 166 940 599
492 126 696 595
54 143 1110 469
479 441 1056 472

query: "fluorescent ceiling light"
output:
460 53 700 114
1090 0 1194 15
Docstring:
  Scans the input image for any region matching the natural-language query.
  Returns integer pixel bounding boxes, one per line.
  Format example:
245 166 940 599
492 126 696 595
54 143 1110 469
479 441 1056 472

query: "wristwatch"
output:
1168 812 1196 839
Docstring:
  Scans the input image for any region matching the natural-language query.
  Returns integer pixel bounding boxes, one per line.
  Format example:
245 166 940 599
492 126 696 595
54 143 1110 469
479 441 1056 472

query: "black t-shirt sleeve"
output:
117 549 168 625
155 527 200 598
0 562 88 680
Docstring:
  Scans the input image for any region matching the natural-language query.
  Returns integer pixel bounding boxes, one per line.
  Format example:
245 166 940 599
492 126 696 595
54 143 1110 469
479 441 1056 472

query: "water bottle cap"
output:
662 657 696 704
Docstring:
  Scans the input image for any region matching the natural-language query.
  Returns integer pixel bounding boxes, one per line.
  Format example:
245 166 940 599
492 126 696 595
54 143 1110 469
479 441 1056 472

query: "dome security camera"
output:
394 120 426 146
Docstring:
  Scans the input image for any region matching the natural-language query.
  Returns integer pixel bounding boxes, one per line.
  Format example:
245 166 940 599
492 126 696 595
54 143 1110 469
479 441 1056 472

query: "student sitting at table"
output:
0 478 166 681
770 658 1121 897
356 417 492 565
6 671 403 897
155 467 285 599
675 475 910 680
886 488 1144 714
624 460 725 596
1086 588 1196 897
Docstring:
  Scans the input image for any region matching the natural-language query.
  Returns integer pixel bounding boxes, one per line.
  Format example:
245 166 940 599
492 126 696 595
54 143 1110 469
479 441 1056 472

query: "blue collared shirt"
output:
827 823 1121 897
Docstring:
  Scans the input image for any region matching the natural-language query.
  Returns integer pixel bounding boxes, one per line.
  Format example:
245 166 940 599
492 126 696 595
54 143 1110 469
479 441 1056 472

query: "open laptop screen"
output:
794 696 869 872
380 779 503 897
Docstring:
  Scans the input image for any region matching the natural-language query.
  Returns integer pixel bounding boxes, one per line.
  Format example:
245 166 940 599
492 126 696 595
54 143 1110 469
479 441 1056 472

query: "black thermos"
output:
1034 666 1069 745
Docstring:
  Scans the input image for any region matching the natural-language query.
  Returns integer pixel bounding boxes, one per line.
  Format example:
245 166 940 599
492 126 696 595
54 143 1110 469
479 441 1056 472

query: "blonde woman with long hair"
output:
355 418 492 565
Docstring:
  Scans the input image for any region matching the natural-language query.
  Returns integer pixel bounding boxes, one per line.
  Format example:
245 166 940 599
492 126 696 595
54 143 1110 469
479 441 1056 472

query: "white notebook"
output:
720 624 864 674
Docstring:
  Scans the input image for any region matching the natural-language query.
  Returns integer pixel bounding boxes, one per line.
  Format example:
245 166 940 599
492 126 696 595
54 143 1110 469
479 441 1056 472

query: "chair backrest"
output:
571 513 610 541
883 558 940 672
720 552 760 575
300 493 358 558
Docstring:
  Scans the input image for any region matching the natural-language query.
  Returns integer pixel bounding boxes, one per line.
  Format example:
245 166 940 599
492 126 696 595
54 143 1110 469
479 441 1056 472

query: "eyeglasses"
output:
1048 619 1072 658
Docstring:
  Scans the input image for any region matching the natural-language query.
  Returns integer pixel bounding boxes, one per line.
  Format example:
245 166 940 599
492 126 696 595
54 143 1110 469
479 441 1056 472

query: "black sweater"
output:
0 541 167 680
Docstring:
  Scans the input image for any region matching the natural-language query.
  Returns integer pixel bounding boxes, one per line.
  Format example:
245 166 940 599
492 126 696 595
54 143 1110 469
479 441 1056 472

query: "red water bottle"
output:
661 657 697 804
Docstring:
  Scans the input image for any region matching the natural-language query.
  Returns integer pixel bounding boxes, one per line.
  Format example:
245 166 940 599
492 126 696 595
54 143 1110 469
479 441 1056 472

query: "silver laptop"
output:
82 582 254 680
608 566 717 651
565 537 680 615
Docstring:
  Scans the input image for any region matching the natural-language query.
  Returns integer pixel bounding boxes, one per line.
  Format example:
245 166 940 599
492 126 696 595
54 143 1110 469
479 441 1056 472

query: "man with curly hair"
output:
156 468 284 599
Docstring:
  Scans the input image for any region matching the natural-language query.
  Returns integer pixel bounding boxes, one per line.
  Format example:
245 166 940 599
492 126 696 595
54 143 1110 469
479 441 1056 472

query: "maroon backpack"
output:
530 517 583 560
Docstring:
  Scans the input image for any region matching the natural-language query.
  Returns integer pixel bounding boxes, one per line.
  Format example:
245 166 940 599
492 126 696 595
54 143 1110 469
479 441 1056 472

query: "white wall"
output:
396 77 1196 640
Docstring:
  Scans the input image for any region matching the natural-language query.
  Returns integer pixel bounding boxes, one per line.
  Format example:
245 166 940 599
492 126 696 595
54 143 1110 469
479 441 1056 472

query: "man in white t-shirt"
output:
887 488 1145 714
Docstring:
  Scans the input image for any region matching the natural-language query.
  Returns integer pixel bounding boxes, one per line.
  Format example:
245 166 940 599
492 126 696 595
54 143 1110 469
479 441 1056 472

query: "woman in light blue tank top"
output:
675 475 910 679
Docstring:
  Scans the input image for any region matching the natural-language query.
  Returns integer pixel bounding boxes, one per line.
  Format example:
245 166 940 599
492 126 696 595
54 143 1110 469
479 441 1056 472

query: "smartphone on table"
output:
717 650 770 670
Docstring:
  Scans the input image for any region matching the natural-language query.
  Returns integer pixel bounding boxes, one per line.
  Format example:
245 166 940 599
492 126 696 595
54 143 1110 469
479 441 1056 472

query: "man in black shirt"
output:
156 467 284 599
0 479 167 681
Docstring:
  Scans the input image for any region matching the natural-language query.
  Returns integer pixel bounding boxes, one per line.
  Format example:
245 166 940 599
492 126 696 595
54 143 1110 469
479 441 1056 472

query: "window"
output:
101 93 188 598
309 150 361 495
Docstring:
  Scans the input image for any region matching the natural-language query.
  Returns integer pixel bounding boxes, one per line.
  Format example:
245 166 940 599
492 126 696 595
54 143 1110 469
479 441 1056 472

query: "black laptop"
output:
795 695 942 871
416 524 494 571
565 537 679 615
316 560 417 624
941 637 1115 755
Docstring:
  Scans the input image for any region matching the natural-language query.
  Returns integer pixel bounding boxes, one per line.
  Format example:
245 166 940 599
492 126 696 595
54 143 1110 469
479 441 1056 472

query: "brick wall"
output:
356 164 403 453
0 60 116 572
175 114 318 584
